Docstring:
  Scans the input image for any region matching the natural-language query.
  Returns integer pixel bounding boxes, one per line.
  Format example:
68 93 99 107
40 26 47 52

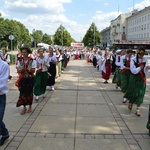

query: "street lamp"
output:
91 25 96 47
31 37 36 48
9 34 14 50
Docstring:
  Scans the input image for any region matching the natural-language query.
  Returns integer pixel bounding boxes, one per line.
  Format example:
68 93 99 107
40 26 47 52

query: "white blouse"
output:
47 54 57 63
17 58 36 68
130 56 149 74
36 56 49 72
120 55 133 70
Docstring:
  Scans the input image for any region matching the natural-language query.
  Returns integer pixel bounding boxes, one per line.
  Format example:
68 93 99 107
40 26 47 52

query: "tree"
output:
0 40 8 49
0 18 30 49
82 22 101 47
53 25 76 46
31 30 43 47
42 33 52 45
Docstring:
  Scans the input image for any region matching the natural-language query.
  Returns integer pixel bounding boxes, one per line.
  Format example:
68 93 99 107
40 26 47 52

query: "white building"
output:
110 13 131 43
126 6 150 44
100 27 111 47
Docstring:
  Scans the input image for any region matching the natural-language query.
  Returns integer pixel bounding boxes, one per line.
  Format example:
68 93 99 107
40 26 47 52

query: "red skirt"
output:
102 64 112 80
75 54 79 60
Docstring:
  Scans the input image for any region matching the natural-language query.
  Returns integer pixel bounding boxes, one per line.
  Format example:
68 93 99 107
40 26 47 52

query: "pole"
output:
94 25 95 46
11 39 12 51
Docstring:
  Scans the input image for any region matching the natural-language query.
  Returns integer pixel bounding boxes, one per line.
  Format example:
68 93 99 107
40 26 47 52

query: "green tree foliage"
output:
0 40 8 48
31 30 43 47
82 22 101 47
53 25 76 46
42 33 52 45
0 18 30 49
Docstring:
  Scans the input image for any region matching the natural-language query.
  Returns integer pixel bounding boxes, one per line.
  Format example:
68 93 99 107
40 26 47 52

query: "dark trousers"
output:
0 94 9 136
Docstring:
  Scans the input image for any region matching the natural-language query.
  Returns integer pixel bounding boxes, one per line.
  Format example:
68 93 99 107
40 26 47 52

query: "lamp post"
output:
9 34 14 50
91 25 96 47
31 37 36 48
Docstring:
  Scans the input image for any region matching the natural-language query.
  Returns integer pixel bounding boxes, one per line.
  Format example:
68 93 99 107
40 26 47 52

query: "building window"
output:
144 24 146 30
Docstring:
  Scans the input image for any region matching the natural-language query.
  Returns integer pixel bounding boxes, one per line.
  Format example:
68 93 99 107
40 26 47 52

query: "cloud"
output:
13 13 85 41
92 11 121 31
128 0 150 11
4 0 72 15
104 2 109 7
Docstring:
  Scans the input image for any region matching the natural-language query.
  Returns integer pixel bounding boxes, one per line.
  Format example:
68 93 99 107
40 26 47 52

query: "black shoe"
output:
0 135 9 146
104 81 108 84
9 75 12 80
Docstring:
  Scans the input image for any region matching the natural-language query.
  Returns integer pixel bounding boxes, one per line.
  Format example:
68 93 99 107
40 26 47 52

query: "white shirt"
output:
17 58 36 68
0 58 10 95
2 53 10 64
36 56 49 72
120 55 133 70
130 56 149 74
47 55 57 63
115 55 121 67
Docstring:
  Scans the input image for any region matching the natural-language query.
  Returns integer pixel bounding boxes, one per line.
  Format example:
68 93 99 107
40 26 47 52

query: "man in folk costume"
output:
101 50 112 83
124 48 150 116
120 49 133 103
112 50 126 89
111 50 117 75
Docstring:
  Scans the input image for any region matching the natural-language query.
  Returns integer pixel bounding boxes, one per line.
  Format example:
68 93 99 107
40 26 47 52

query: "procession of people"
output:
87 47 150 126
1 46 150 147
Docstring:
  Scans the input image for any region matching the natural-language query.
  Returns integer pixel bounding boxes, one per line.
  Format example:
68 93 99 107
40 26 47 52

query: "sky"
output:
0 0 150 42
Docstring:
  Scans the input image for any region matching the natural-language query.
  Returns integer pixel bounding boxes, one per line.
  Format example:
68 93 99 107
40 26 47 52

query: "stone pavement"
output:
1 59 150 150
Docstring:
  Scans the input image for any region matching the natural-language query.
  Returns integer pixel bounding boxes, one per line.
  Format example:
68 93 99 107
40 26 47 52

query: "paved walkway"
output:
1 59 150 150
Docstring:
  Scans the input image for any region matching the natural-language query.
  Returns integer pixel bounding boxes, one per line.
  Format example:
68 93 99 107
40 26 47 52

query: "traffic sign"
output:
9 34 14 40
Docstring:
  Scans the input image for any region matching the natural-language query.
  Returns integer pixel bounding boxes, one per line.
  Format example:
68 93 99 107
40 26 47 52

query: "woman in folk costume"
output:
120 49 133 103
16 47 36 115
47 47 57 91
112 50 126 89
97 50 103 73
34 48 50 102
101 50 112 83
92 49 97 68
124 48 150 116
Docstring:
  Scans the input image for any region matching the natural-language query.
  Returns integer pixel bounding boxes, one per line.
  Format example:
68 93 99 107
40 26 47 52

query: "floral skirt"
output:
16 75 34 107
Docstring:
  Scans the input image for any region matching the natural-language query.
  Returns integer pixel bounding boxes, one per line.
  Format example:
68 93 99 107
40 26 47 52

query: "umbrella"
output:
146 103 150 136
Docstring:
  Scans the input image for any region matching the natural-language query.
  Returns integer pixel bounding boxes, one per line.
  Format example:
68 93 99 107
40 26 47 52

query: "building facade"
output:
126 6 150 43
100 26 111 47
110 13 131 43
